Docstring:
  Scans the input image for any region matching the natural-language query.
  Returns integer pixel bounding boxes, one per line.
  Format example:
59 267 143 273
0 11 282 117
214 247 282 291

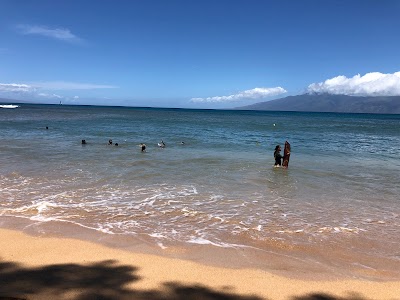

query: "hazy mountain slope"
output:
237 94 400 114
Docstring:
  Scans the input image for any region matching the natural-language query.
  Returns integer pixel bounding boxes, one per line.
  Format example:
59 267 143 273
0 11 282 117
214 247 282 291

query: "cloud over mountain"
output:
191 87 287 103
307 72 400 96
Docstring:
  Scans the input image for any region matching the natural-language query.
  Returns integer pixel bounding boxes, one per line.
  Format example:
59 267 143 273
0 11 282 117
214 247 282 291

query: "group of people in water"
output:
86 140 287 166
81 138 180 153
108 139 119 146
55 126 289 166
80 131 288 167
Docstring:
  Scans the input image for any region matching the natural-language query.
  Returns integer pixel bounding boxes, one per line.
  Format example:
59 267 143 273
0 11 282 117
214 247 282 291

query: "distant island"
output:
237 94 400 114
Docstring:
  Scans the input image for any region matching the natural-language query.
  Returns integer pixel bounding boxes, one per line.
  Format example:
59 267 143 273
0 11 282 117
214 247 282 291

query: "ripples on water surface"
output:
1 105 399 277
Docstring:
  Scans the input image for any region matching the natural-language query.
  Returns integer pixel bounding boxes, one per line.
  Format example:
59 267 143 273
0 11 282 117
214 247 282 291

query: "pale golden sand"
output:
0 228 399 300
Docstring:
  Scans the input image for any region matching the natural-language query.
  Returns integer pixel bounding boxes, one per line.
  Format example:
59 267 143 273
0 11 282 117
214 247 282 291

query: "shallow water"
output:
1 104 399 278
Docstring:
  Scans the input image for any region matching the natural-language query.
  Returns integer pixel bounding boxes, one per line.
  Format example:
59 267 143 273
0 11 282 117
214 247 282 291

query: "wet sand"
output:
0 227 399 300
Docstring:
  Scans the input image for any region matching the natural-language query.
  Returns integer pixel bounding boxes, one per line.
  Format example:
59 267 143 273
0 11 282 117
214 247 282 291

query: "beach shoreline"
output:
1 221 400 300
1 215 400 282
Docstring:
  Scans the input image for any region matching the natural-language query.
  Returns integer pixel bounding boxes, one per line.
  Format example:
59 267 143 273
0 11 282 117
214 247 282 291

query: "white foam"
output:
149 233 167 238
351 262 376 270
187 237 234 248
167 200 181 205
211 215 225 223
181 207 198 216
253 225 262 231
210 195 223 200
36 201 54 213
187 236 255 250
317 226 362 234
6 201 58 214
157 242 167 249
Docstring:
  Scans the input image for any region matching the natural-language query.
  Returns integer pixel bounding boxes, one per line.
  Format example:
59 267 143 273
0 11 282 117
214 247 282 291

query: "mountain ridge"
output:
236 94 400 114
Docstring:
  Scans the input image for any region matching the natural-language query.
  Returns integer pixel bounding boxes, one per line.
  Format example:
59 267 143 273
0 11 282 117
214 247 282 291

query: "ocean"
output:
1 104 399 279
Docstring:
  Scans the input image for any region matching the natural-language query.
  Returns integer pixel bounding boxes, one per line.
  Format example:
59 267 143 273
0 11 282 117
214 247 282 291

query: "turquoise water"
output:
1 104 399 277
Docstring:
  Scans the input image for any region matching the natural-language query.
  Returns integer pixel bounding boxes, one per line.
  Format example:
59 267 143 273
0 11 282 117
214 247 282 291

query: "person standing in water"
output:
274 145 283 166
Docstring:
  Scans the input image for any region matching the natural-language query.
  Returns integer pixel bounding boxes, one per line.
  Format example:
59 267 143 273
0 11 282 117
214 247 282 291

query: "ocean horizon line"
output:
1 100 400 116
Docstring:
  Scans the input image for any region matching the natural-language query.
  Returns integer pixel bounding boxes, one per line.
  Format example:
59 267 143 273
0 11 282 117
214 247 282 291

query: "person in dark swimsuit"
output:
274 145 283 166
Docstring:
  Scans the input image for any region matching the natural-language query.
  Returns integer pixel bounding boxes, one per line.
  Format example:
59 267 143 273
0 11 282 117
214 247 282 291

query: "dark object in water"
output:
282 141 291 168
273 145 282 166
81 139 87 145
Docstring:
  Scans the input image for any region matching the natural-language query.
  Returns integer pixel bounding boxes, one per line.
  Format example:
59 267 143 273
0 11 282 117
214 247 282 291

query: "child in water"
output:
274 145 283 166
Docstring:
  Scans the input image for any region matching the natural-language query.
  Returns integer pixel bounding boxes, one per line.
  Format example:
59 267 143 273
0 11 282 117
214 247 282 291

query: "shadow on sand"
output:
292 294 369 300
0 259 370 300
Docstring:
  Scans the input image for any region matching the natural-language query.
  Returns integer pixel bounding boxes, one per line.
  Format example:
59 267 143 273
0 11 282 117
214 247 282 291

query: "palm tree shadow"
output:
0 260 371 300
0 259 137 299
292 293 368 300
0 259 263 300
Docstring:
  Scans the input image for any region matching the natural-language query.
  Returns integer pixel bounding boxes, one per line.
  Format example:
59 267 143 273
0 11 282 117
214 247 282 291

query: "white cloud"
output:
307 72 400 96
38 92 63 99
0 81 116 93
0 83 65 100
16 24 82 43
191 87 287 103
30 81 117 90
0 83 34 92
0 81 116 102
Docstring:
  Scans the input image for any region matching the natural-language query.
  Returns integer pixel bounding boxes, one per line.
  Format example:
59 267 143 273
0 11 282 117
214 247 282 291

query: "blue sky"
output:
1 0 400 108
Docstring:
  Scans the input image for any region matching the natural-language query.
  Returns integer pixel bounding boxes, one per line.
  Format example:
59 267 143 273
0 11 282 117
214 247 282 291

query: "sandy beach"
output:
0 228 399 300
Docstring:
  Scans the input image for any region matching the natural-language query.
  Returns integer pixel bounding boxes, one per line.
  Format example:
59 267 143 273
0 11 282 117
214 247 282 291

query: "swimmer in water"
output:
108 139 113 145
158 140 166 148
140 143 146 152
